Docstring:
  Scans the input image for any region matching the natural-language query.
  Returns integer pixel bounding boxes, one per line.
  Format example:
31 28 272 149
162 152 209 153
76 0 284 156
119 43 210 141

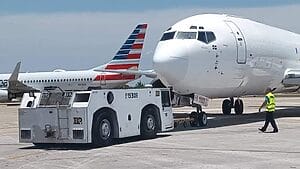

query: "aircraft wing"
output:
282 69 300 86
8 62 39 93
94 69 157 78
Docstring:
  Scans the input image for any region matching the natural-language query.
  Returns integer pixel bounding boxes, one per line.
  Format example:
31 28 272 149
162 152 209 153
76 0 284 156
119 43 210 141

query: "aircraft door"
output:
225 21 247 64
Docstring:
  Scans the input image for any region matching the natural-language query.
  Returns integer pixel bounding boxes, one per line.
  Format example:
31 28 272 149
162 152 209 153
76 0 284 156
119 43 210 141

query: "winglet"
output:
9 62 21 81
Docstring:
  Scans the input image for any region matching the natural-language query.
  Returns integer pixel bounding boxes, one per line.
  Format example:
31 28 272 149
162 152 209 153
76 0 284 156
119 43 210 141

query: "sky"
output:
0 0 300 79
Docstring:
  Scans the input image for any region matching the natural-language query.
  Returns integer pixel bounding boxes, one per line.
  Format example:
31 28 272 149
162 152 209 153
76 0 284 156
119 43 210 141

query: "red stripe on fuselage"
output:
105 63 139 70
94 74 136 81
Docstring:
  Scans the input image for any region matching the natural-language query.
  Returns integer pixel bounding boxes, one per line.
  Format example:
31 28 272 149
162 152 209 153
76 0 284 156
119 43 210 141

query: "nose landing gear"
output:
189 105 208 127
222 97 244 115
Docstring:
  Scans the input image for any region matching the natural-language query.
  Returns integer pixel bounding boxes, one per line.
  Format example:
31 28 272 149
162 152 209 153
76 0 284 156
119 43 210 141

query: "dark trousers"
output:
261 112 278 131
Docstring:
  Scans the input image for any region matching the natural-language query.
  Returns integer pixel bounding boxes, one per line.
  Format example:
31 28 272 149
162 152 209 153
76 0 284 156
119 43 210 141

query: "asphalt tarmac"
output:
0 96 299 169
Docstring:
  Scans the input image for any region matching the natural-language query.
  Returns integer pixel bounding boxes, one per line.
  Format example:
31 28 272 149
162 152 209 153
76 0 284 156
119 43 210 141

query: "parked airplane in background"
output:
0 24 148 102
152 14 300 115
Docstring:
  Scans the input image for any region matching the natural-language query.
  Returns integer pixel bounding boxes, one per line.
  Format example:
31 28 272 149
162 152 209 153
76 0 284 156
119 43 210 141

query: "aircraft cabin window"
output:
175 32 197 40
160 31 176 41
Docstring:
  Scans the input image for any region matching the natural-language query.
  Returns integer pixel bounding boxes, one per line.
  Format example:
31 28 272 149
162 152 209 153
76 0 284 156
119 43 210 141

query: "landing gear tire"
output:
141 108 158 139
234 99 244 115
198 112 207 126
222 99 232 115
92 113 114 147
190 111 207 127
190 111 198 127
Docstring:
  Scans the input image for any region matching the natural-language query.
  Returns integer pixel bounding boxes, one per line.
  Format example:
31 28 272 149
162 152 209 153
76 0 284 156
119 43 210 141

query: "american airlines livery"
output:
0 24 148 102
152 14 300 115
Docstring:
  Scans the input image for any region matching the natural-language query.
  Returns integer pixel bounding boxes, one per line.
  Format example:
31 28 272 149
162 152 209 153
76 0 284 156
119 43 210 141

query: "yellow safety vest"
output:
266 92 275 112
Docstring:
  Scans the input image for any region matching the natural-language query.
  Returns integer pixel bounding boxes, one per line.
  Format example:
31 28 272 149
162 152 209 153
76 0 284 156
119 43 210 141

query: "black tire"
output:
222 99 232 115
92 113 114 147
190 111 198 127
198 112 208 126
234 99 244 115
141 107 158 139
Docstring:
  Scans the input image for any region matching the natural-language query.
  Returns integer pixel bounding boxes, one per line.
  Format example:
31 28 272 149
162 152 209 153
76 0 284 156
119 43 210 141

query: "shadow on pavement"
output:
173 107 300 131
19 135 171 151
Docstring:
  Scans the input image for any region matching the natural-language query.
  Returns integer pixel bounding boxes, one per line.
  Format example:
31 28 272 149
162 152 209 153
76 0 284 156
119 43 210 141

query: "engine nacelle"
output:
0 90 9 102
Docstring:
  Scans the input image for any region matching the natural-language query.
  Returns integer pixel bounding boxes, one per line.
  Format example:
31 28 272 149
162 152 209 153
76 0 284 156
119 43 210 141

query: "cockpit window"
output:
197 31 216 44
198 32 206 43
190 26 197 29
206 32 216 43
160 31 176 41
175 32 197 40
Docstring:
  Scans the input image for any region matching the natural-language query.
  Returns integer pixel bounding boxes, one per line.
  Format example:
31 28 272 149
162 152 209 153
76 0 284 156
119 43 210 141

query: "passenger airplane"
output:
0 24 148 102
152 14 300 115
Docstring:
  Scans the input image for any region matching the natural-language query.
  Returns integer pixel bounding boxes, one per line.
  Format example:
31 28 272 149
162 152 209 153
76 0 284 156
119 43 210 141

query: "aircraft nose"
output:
153 43 188 85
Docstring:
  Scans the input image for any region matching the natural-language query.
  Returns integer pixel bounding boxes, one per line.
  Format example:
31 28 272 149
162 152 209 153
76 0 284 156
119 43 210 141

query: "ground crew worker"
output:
258 87 278 133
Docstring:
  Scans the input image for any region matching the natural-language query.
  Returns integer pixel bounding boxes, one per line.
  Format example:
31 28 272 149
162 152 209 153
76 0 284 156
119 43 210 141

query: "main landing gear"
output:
222 97 244 115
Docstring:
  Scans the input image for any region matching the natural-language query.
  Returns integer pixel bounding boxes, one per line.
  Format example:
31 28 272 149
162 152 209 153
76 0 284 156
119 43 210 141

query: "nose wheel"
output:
222 98 244 115
190 105 208 127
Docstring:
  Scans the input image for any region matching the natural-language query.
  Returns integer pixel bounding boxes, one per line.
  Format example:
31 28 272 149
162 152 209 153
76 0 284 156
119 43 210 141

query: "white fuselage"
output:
0 70 136 101
153 14 300 98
